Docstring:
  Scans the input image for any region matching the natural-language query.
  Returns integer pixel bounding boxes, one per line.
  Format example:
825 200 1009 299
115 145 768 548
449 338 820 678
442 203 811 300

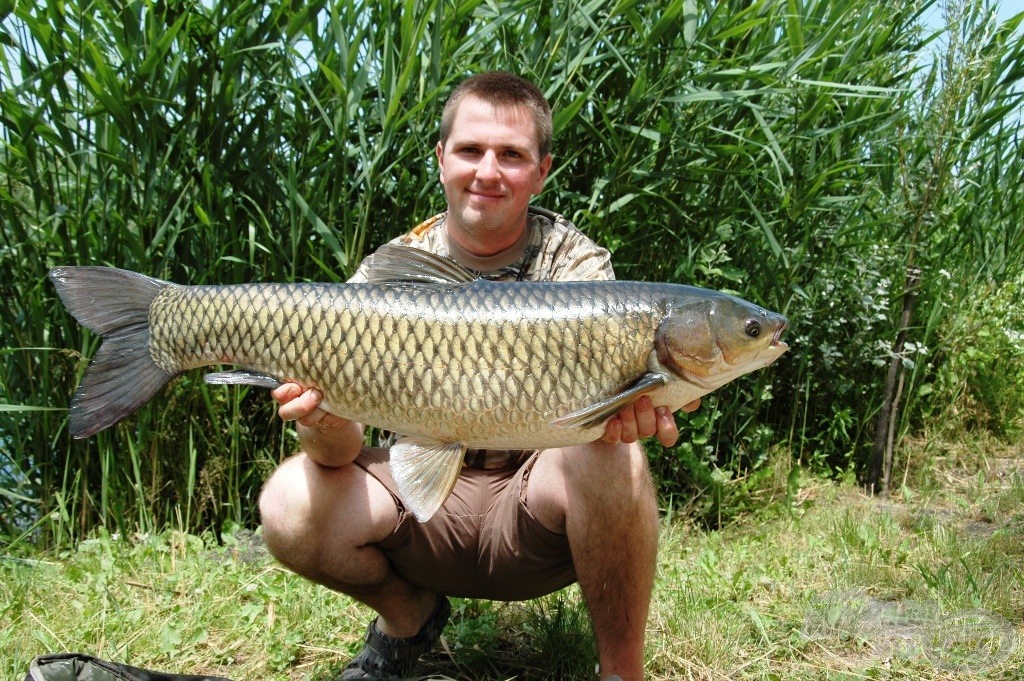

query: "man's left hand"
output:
601 395 700 448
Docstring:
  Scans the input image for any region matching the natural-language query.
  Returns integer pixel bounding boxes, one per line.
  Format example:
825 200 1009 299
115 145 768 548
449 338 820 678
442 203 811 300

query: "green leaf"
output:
0 404 63 412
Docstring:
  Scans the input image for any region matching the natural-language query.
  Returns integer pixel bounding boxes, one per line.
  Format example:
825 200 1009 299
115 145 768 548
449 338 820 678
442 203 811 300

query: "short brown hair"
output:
439 72 553 158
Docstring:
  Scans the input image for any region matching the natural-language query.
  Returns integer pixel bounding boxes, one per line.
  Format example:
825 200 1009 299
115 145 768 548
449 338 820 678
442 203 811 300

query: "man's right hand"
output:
271 383 366 467
272 383 331 426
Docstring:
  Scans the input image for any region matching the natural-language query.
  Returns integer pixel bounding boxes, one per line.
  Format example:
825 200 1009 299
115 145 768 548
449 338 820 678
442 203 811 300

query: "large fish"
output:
50 245 788 521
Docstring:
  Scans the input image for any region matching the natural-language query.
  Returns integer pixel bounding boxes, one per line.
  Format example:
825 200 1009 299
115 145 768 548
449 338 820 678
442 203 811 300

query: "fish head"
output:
656 292 789 389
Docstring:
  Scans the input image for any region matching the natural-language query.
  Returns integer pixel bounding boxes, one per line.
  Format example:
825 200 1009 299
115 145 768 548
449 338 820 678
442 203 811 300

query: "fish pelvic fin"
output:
388 437 467 522
553 371 668 430
49 266 177 438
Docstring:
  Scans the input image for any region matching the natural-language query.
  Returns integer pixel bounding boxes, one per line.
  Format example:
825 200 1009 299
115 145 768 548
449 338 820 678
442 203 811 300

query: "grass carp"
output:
50 245 788 521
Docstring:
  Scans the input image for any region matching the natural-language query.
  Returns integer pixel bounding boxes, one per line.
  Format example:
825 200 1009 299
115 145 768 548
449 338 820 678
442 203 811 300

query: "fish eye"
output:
744 319 762 337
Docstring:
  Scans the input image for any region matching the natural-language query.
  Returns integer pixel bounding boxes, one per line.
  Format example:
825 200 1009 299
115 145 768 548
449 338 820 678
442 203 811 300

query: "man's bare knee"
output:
259 454 319 566
259 453 399 573
528 442 654 534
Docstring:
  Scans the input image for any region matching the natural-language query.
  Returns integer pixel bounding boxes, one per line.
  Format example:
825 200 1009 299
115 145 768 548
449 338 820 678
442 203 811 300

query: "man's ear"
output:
535 153 552 193
435 141 446 182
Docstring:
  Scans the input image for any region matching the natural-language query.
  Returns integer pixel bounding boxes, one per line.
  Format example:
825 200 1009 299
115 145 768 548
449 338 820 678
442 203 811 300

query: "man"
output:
258 72 699 681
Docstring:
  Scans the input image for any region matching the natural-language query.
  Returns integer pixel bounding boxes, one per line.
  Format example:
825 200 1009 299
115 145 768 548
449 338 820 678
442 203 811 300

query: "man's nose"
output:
476 150 500 179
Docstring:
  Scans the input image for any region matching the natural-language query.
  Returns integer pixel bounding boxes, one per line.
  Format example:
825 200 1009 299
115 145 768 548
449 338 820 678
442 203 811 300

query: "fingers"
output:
602 396 655 444
631 396 657 440
612 400 639 443
600 395 698 446
272 382 327 426
654 406 680 448
601 417 623 444
270 382 302 405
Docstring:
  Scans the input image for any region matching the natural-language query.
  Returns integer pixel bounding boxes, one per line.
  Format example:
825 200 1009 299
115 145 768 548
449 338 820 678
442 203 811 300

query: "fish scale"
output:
50 245 788 520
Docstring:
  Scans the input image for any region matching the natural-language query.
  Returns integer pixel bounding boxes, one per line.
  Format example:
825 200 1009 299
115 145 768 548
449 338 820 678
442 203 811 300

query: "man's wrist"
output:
295 417 364 468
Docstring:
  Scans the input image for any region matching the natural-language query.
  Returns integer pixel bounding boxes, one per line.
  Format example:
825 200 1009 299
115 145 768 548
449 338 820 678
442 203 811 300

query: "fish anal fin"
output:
553 372 668 430
388 438 467 522
204 369 284 389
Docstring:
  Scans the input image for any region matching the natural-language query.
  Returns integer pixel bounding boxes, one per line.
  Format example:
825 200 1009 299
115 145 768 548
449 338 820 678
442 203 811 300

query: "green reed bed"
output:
1 0 1022 548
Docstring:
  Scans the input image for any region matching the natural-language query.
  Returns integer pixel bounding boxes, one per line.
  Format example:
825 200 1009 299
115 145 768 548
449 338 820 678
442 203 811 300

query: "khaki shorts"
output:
354 448 577 601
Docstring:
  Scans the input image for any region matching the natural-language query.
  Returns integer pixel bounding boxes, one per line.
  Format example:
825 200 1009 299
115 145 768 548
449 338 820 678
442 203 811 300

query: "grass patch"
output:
4 444 1023 680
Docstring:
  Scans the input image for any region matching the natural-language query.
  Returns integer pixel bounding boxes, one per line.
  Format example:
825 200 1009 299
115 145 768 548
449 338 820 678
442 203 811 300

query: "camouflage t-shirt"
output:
351 206 614 468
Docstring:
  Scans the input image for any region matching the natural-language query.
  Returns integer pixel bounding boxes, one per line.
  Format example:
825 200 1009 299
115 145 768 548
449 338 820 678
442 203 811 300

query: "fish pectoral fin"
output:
553 372 668 429
203 369 284 389
389 438 467 523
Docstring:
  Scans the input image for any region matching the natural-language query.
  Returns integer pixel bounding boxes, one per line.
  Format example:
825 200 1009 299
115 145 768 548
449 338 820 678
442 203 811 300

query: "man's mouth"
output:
468 187 504 200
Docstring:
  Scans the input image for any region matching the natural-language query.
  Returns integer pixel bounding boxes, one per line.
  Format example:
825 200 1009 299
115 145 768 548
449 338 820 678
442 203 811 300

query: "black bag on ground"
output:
25 653 232 681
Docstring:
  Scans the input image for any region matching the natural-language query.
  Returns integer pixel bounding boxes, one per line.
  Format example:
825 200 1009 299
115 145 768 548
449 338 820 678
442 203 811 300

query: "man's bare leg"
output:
527 441 659 681
258 453 437 637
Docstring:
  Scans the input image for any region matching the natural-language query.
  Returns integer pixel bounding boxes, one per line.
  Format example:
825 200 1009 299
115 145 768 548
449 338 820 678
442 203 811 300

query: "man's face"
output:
436 95 552 255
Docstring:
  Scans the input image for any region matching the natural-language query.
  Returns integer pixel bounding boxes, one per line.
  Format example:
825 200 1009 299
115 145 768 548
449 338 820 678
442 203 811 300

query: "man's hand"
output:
601 396 701 448
271 383 342 428
271 383 366 468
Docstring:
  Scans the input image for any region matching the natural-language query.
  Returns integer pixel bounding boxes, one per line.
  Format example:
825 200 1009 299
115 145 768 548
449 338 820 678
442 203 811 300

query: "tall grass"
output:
1 0 1022 544
867 0 1024 491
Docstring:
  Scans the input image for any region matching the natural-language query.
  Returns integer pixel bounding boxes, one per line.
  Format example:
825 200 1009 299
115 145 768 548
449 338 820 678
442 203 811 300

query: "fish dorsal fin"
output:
553 371 668 429
389 437 467 522
363 244 478 285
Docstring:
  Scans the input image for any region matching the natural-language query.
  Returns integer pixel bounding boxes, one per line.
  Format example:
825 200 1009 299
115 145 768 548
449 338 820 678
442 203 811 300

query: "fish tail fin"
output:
49 266 177 438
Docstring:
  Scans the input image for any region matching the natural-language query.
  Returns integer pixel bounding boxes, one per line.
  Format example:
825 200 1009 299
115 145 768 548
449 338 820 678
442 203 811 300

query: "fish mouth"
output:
770 322 788 348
